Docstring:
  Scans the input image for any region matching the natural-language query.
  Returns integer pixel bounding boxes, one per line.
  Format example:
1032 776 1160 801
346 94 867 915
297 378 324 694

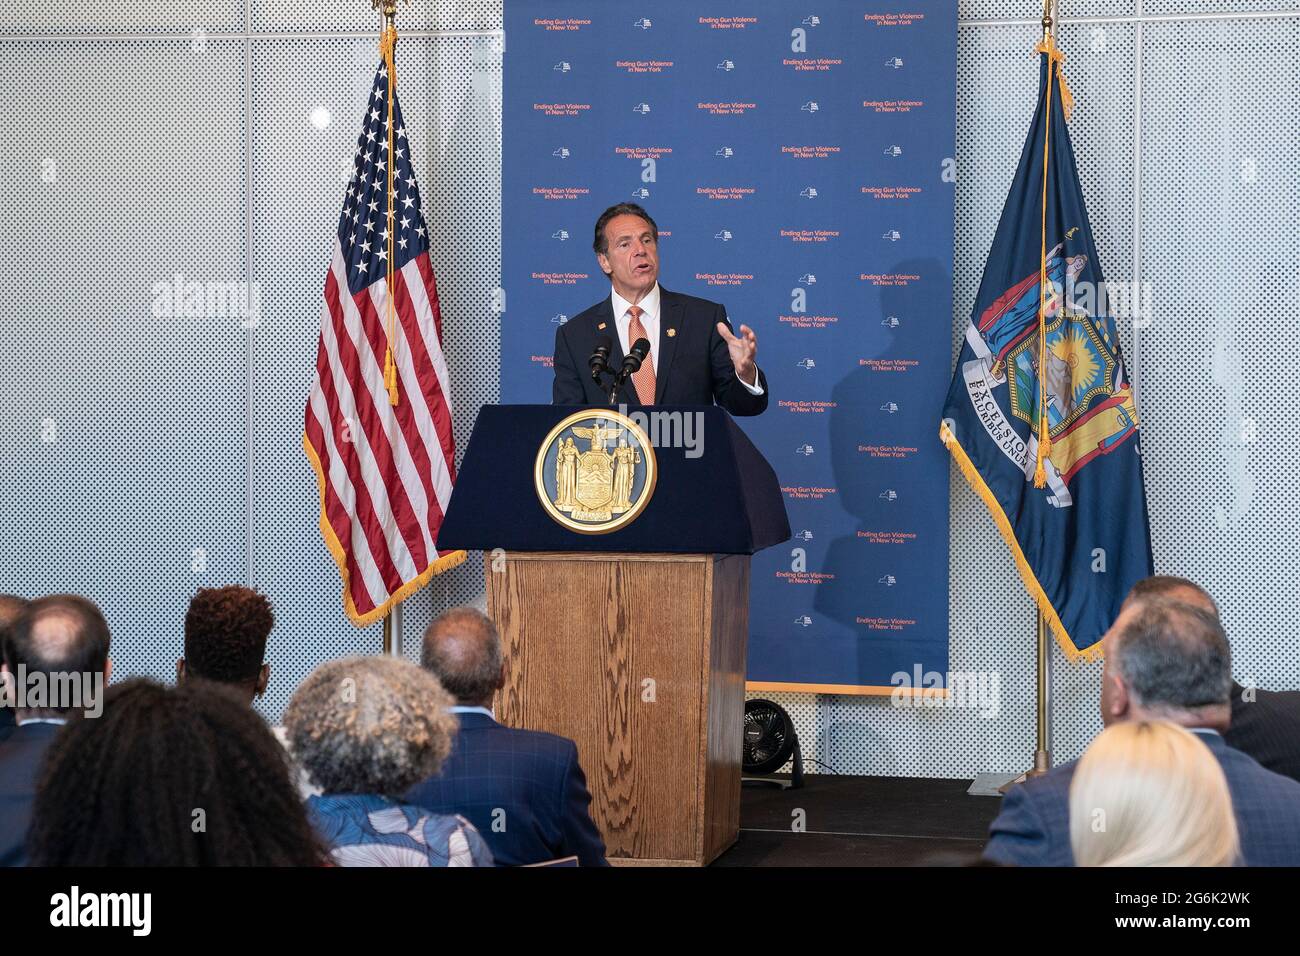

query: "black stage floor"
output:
713 774 1001 866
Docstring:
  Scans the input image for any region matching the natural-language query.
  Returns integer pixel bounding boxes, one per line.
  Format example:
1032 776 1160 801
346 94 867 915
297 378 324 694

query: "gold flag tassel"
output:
380 23 401 406
1034 34 1074 123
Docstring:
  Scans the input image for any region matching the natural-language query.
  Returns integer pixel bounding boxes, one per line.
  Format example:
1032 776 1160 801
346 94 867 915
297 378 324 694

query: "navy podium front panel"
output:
438 405 790 555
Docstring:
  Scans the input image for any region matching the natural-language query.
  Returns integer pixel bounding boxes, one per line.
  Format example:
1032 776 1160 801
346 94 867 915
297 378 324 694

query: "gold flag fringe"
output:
304 432 468 628
940 423 1103 663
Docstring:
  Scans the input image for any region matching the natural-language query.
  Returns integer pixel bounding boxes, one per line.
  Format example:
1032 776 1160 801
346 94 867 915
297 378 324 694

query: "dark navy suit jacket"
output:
0 722 62 867
983 729 1300 866
551 287 768 415
1226 681 1300 784
405 711 608 867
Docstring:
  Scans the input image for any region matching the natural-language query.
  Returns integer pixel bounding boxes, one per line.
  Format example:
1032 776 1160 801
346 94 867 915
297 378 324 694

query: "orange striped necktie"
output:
626 305 656 405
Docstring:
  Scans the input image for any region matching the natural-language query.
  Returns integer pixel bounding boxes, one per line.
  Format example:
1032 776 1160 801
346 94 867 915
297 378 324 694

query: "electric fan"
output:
742 698 804 789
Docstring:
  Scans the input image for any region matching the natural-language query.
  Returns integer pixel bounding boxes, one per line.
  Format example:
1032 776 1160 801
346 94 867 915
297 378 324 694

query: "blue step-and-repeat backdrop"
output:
501 2 955 693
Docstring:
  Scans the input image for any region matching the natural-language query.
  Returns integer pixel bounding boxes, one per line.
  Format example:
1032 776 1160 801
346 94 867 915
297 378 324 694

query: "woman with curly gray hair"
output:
284 655 493 867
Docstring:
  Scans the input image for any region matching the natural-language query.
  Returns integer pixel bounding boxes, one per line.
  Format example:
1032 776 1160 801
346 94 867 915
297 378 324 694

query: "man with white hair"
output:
1124 575 1300 783
983 580 1300 866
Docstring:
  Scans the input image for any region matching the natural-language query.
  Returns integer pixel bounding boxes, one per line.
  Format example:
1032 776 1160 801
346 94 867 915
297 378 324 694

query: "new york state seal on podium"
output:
534 410 657 534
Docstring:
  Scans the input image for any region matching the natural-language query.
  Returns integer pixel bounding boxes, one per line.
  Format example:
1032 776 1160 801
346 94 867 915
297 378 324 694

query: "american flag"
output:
304 53 464 627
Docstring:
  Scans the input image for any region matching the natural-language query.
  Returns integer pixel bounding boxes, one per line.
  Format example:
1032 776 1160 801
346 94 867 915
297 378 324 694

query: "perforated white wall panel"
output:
247 32 502 717
1 2 1294 777
0 37 249 691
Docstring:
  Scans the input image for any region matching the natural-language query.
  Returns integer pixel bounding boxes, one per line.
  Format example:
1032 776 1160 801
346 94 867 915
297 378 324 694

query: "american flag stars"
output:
338 72 427 295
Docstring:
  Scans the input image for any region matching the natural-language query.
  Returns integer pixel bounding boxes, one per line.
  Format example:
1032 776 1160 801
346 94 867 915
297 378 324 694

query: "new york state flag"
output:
940 38 1153 660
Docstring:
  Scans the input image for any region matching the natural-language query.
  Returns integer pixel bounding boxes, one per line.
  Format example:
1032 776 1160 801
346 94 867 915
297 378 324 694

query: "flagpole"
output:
372 0 402 28
1028 0 1063 778
375 0 405 658
1033 609 1052 773
1021 0 1063 780
998 0 1060 793
381 604 405 656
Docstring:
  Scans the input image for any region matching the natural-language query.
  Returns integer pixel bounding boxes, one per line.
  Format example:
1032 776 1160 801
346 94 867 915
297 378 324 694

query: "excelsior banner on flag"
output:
939 36 1152 660
304 28 465 626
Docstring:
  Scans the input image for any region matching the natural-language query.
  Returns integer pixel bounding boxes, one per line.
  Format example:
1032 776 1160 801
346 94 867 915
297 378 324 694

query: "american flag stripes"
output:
304 46 464 627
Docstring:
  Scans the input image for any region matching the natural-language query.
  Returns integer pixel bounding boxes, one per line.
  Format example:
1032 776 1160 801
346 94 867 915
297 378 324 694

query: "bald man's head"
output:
1122 575 1219 618
420 607 504 707
3 594 112 686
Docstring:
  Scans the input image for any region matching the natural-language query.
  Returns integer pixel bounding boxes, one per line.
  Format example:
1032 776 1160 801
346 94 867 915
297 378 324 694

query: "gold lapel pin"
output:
666 328 677 337
597 322 607 330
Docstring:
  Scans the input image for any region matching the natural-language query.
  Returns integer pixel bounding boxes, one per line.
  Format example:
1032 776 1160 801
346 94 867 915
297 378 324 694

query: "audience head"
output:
420 607 505 707
1100 592 1232 731
2 594 112 719
28 678 325 866
1122 575 1219 618
1069 720 1239 867
284 655 457 796
179 585 273 702
0 594 28 634
0 594 25 730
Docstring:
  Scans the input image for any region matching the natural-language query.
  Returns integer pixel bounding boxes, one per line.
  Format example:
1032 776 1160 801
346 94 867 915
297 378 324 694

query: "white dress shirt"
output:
610 283 763 394
611 284 663 371
449 705 496 720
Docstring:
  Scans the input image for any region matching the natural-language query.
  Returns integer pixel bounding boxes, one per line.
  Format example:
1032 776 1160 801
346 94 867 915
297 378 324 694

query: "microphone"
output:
589 335 613 385
620 337 652 377
609 337 652 404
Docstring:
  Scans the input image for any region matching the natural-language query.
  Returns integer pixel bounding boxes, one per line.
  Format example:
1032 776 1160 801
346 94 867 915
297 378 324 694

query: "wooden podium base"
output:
486 551 749 867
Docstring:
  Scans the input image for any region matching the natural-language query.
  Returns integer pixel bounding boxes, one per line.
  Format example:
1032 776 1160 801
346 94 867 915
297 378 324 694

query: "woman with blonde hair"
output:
1069 720 1239 867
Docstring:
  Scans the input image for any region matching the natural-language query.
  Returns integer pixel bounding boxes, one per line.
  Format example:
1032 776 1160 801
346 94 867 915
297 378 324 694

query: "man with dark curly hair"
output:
177 585 273 704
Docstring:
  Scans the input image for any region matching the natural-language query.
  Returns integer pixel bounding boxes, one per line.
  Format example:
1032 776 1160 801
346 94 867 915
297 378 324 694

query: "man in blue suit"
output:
552 203 767 415
1227 680 1300 784
0 594 29 745
1124 576 1300 783
405 608 608 867
0 594 113 866
984 581 1300 866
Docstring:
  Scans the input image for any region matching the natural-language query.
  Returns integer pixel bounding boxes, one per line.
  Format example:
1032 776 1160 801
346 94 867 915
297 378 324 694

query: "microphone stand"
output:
606 369 629 406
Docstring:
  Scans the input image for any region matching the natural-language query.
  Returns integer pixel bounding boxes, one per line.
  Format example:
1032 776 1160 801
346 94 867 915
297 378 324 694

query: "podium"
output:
438 405 789 865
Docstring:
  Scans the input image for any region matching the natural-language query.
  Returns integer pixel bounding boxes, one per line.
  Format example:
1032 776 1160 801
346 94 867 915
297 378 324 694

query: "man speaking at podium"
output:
551 203 768 415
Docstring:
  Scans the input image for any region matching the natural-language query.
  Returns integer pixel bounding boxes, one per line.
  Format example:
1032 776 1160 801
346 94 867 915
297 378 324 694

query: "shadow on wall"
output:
814 255 951 690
